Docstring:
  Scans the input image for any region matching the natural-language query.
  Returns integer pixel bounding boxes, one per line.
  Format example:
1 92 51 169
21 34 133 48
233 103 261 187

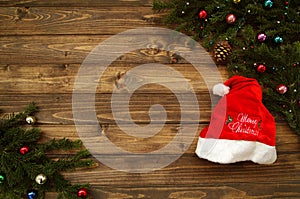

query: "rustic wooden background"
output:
0 0 299 198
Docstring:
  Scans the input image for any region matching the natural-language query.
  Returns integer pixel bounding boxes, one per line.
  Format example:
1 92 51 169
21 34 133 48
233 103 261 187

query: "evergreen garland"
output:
153 0 300 135
0 103 93 199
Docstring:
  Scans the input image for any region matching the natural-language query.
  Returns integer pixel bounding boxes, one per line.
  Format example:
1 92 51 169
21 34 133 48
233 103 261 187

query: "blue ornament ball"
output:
274 36 283 44
264 0 273 8
27 190 38 199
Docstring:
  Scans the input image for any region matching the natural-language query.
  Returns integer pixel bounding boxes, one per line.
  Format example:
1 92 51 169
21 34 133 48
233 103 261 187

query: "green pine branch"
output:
0 103 94 198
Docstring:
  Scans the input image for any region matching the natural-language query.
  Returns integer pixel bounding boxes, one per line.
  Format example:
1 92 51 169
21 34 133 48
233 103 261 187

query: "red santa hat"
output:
196 76 277 164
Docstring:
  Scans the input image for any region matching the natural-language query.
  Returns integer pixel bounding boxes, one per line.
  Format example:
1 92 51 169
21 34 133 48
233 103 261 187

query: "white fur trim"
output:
195 137 277 164
213 83 230 96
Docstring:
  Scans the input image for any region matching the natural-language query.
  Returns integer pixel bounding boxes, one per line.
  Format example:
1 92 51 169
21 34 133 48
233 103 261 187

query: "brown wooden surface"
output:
0 1 299 199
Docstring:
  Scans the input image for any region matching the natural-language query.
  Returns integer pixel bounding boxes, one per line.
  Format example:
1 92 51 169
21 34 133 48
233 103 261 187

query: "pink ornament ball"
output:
257 33 267 42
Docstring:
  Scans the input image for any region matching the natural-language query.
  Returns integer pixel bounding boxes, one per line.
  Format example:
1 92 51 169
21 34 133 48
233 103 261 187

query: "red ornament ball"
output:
276 84 288 94
257 64 266 73
20 146 29 155
226 14 236 24
298 100 300 107
77 188 88 198
198 10 208 19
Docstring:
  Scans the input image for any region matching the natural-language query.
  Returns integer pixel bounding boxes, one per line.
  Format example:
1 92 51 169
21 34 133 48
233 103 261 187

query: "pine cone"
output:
214 41 232 62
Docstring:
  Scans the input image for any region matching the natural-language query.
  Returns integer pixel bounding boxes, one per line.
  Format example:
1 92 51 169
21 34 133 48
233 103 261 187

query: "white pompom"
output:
213 83 230 96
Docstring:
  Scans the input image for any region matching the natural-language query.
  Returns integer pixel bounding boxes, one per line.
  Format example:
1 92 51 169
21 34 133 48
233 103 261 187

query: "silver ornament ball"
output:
26 116 36 124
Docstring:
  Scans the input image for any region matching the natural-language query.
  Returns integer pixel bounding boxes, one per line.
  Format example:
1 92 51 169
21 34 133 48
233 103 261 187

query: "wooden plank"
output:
0 7 155 35
62 153 300 186
0 35 218 64
45 183 300 199
276 124 300 153
88 184 300 199
0 63 227 94
0 0 152 7
0 93 215 124
40 124 202 154
0 35 109 64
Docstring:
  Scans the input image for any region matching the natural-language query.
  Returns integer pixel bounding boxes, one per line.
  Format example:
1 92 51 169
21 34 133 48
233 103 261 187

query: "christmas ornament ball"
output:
233 0 241 4
26 116 36 124
35 173 47 185
198 10 208 19
274 36 283 44
257 33 267 42
257 64 266 73
264 0 273 8
298 100 300 107
27 190 38 199
77 188 88 198
20 146 30 155
276 84 288 94
226 14 236 24
0 174 5 184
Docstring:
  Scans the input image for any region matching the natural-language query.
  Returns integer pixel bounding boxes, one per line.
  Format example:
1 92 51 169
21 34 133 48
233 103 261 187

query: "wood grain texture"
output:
0 0 152 7
0 63 227 94
38 124 300 155
0 93 215 124
0 0 299 198
63 153 299 186
45 183 300 199
0 35 110 64
0 35 216 64
0 7 156 35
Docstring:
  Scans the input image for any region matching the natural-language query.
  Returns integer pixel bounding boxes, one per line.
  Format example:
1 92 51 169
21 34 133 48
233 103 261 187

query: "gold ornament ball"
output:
233 0 241 4
35 174 47 185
